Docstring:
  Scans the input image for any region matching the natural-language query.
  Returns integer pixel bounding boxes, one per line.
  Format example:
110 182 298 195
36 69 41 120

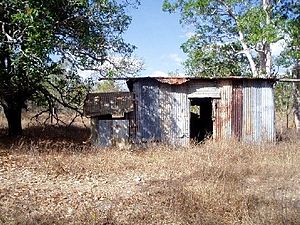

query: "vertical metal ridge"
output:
232 81 243 140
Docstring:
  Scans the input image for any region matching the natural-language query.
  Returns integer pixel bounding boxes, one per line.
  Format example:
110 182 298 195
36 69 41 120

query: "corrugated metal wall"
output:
242 80 275 142
261 82 275 141
133 79 161 141
133 80 190 145
214 80 233 140
232 81 243 140
164 85 189 145
215 79 275 143
92 119 129 147
131 78 275 145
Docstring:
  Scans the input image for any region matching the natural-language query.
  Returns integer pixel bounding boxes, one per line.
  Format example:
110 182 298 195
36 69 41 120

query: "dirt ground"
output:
0 116 300 224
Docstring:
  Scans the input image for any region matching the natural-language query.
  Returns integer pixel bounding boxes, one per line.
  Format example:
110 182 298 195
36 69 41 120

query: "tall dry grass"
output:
0 114 299 224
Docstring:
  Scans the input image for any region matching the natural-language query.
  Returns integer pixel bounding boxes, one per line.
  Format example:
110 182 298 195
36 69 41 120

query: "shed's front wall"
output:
133 79 190 145
133 79 161 141
159 84 190 146
131 78 275 145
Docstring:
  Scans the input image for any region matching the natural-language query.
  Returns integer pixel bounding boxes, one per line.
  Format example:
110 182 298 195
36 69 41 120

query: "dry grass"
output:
0 114 300 224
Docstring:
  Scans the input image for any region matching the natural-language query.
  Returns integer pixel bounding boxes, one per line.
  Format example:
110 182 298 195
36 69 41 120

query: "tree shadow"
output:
0 125 91 150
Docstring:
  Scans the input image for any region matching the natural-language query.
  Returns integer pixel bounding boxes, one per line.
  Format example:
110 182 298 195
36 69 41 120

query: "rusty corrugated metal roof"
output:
101 76 277 81
126 77 276 90
156 77 190 85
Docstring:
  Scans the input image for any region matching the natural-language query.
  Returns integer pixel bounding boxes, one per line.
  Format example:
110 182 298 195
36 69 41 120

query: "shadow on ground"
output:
0 125 91 150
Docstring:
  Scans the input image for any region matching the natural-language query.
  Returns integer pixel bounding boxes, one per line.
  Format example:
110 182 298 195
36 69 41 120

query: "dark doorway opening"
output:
190 98 213 142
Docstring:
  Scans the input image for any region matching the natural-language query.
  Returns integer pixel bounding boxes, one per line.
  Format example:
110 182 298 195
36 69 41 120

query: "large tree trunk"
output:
260 0 272 77
258 44 272 77
2 99 23 136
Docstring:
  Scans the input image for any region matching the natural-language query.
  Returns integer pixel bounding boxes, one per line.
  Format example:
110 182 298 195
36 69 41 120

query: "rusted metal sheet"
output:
214 80 232 140
127 77 275 145
188 80 220 98
242 80 275 142
213 79 275 143
84 92 134 117
156 77 190 85
231 81 243 140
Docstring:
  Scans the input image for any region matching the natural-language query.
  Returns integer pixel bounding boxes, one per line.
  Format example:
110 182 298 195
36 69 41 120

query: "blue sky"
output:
124 1 189 76
79 1 286 79
122 1 286 77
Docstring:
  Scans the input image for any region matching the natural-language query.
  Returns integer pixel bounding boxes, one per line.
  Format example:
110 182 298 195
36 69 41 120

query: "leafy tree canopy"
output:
0 0 140 136
276 0 300 69
163 0 298 78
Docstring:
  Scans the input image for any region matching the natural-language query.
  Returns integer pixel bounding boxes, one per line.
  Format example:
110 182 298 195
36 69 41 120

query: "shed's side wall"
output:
242 80 275 142
91 119 130 147
215 80 275 142
261 82 275 141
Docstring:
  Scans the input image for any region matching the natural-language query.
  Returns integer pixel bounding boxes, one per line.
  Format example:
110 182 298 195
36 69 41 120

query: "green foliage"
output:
0 0 139 135
182 40 251 77
95 80 120 93
275 80 293 113
237 7 279 44
276 1 300 67
163 0 286 77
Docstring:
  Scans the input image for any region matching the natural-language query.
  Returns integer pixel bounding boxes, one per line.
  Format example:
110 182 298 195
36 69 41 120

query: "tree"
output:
163 0 282 77
0 0 139 136
275 1 300 131
182 41 251 77
95 80 121 93
287 6 300 132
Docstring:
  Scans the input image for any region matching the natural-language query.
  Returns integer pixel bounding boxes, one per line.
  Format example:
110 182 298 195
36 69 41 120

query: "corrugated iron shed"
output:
87 77 276 146
128 77 276 145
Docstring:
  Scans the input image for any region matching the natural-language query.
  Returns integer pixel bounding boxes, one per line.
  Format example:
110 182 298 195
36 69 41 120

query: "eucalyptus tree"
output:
0 0 139 136
163 0 284 77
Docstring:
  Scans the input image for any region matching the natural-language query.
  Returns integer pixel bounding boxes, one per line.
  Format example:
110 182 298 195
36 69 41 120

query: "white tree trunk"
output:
265 44 272 77
257 43 272 77
220 0 272 78
238 31 258 77
218 0 259 77
260 0 272 77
